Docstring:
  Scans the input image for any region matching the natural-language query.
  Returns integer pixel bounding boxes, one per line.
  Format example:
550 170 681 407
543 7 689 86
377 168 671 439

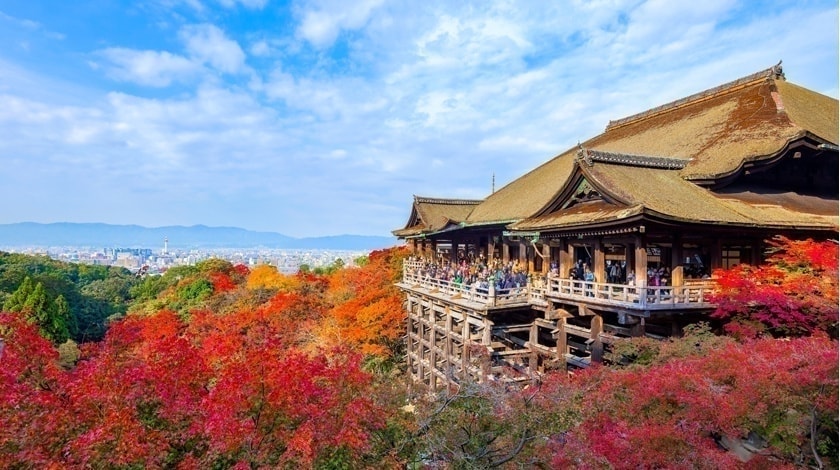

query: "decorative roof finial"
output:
772 60 784 79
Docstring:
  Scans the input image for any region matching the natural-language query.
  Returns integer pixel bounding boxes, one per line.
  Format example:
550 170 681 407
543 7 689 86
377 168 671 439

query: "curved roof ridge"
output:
606 62 785 132
414 195 483 205
578 147 689 169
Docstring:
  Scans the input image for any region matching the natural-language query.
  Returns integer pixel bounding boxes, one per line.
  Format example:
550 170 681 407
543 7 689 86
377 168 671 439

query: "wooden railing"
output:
544 277 716 309
401 262 716 310
401 268 530 306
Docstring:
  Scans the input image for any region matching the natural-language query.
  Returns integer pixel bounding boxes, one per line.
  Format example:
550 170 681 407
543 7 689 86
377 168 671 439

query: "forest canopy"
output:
0 239 837 468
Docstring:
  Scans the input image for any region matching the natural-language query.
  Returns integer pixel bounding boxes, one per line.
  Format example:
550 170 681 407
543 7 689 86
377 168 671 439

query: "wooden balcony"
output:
544 277 717 311
400 262 717 312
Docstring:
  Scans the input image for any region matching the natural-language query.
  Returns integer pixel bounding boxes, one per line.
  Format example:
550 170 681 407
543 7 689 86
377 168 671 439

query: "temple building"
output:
393 63 839 388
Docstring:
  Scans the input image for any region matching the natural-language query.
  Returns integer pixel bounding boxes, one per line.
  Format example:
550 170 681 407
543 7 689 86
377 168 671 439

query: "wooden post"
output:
555 316 567 361
444 307 453 383
502 241 510 264
480 317 493 383
462 315 470 379
406 298 414 378
590 314 604 363
710 238 722 272
428 306 437 389
593 238 605 284
671 234 683 272
634 234 648 287
559 240 572 278
529 321 539 373
519 240 528 271
487 237 496 263
451 239 459 264
541 243 550 274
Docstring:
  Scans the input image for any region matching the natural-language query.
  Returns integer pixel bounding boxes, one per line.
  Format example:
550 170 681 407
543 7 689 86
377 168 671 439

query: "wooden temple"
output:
393 63 839 388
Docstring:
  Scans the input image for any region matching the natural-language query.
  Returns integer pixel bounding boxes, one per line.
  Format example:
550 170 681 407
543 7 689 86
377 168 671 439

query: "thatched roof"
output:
392 196 482 238
466 64 838 227
510 156 838 231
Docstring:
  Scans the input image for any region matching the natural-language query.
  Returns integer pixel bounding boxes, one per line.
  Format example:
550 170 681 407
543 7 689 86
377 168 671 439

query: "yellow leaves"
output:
245 265 300 292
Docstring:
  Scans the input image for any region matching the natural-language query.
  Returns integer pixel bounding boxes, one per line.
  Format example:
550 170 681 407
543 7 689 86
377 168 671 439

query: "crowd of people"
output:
406 253 696 296
405 255 535 294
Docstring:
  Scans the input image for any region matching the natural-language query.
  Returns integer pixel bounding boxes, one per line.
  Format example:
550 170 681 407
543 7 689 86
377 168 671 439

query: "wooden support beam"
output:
529 321 539 373
590 314 604 363
556 317 567 360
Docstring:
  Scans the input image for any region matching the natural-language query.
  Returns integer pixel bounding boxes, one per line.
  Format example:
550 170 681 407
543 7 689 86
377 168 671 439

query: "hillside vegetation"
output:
0 240 837 468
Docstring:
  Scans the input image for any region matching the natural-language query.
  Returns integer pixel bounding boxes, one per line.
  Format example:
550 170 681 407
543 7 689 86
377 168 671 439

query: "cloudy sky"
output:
0 1 837 237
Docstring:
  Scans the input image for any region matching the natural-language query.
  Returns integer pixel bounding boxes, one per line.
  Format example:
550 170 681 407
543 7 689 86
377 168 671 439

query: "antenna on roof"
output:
492 173 495 194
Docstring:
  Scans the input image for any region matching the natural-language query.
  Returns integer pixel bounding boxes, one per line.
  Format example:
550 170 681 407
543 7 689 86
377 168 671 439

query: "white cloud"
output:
180 23 247 73
0 0 837 236
96 48 200 86
250 39 271 56
296 0 386 48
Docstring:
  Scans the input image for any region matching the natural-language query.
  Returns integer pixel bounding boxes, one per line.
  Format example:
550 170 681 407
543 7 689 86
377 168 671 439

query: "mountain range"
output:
0 223 398 251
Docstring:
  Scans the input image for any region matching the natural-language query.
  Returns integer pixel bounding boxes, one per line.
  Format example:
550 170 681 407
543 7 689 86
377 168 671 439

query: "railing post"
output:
489 281 496 307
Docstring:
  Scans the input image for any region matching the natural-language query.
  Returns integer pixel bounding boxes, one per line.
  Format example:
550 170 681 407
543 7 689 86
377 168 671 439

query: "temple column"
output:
671 234 684 287
502 241 510 264
487 237 496 264
451 239 459 264
710 238 722 271
634 234 648 287
559 240 572 278
541 243 550 275
519 240 528 271
593 238 605 284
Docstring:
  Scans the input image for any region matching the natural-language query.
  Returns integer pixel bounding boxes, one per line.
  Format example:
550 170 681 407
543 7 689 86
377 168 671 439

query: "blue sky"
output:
0 0 837 238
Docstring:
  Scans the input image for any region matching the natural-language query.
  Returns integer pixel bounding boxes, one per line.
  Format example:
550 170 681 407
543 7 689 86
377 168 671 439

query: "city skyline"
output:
0 1 837 237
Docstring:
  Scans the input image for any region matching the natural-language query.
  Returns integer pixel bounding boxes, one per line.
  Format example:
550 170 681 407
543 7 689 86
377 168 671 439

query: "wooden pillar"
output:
555 315 567 361
461 315 470 378
529 321 539 373
634 234 648 287
630 316 646 337
559 240 572 278
502 241 510 264
480 317 493 383
519 240 528 271
428 306 437 389
710 238 722 272
671 234 683 272
451 239 459 264
593 238 605 284
590 314 604 363
406 298 414 378
487 237 496 263
750 240 761 266
416 304 425 382
444 307 453 383
541 243 550 274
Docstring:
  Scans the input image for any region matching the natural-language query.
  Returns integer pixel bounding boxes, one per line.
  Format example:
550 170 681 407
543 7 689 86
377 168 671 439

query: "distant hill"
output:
0 222 398 250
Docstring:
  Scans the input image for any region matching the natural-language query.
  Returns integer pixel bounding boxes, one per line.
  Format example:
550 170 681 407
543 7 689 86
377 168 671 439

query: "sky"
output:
0 1 837 238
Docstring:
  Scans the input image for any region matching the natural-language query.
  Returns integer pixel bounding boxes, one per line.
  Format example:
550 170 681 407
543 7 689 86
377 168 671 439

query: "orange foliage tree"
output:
318 247 409 357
